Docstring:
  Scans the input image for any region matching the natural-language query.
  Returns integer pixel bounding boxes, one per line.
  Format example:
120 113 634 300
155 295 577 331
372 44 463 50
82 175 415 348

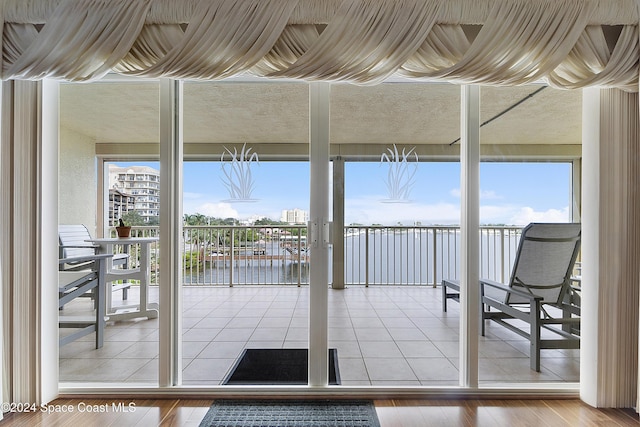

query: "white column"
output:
0 79 3 420
159 79 183 387
581 88 600 407
332 156 345 289
581 88 640 408
460 85 480 388
571 159 582 223
308 82 330 387
40 79 59 403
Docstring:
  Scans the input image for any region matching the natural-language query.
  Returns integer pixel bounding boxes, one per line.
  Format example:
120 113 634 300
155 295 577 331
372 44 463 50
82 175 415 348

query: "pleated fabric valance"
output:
1 0 638 90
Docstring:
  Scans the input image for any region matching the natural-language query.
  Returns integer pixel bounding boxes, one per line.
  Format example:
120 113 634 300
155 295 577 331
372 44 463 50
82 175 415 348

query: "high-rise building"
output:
108 188 136 226
280 208 308 225
108 165 160 225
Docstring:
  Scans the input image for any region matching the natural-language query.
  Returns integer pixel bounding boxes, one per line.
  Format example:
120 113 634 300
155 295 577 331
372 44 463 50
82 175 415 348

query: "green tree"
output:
222 217 237 226
254 218 288 226
184 213 209 225
183 251 202 271
121 211 145 226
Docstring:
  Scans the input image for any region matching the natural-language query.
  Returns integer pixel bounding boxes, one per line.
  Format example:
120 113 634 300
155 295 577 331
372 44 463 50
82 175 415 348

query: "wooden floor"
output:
0 398 637 426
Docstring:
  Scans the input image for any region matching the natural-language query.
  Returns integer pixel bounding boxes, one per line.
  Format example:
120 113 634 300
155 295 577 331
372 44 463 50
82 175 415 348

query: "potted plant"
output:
116 218 131 238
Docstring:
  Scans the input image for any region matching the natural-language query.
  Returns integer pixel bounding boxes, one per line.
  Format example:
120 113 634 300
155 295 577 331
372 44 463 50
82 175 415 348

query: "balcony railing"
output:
110 225 526 287
342 225 523 286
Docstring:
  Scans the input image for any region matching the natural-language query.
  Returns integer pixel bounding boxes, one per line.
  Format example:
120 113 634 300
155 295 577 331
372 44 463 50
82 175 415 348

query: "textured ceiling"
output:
59 80 581 147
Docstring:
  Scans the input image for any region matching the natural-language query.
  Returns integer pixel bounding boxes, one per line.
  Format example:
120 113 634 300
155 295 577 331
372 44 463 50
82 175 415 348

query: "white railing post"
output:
298 226 303 287
432 228 438 287
365 227 370 286
500 228 505 283
229 228 235 287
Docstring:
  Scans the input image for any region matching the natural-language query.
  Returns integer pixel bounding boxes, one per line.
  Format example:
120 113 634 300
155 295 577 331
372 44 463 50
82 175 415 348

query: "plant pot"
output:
116 226 131 238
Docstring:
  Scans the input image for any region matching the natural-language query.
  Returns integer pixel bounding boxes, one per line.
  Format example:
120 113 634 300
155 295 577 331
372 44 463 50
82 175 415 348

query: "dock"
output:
200 252 309 265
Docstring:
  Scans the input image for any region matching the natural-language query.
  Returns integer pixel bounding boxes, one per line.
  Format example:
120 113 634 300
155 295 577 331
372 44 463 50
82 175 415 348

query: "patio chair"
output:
59 253 112 348
442 223 581 371
59 224 130 299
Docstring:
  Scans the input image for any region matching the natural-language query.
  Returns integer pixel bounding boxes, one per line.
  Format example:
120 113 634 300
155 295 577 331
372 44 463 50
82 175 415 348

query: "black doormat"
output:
223 348 340 385
199 399 380 427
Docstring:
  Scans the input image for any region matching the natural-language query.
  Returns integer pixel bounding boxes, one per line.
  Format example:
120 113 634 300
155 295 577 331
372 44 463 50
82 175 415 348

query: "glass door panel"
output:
329 82 461 386
181 81 311 385
478 85 581 384
58 81 161 385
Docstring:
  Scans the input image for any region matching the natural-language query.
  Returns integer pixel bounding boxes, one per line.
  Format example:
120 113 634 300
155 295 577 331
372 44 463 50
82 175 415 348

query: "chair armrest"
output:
480 278 543 302
59 253 113 265
59 244 99 249
442 279 460 291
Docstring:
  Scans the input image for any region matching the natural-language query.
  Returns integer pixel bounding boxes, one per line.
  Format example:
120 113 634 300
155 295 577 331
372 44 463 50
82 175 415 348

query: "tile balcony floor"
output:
59 285 579 386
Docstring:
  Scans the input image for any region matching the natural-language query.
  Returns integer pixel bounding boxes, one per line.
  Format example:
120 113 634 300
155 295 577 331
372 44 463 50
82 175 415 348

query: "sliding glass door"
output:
478 85 581 385
180 81 313 385
58 80 161 385
328 82 462 386
57 77 581 391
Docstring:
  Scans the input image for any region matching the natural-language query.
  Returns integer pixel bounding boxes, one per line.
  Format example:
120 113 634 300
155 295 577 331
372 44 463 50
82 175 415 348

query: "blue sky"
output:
115 160 571 226
345 161 570 225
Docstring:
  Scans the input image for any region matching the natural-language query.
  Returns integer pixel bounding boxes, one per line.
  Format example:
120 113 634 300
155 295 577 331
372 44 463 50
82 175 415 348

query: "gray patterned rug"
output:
198 400 380 427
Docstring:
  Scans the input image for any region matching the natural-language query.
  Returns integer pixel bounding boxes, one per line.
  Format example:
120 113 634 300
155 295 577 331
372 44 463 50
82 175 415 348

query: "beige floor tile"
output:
406 357 458 381
396 340 444 358
183 328 223 342
213 327 254 341
60 285 580 386
359 341 403 358
337 358 369 381
182 358 236 382
354 328 393 341
365 358 417 381
198 341 246 358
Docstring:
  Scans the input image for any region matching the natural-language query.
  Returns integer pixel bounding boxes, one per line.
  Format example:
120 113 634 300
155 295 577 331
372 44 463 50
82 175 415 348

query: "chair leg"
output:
442 282 448 312
95 266 106 349
561 306 573 333
530 300 541 372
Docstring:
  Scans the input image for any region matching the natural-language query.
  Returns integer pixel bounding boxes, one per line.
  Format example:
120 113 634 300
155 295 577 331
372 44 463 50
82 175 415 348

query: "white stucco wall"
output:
58 126 97 235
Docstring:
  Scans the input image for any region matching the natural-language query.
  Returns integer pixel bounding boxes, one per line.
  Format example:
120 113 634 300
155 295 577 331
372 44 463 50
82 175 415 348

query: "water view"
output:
181 226 523 287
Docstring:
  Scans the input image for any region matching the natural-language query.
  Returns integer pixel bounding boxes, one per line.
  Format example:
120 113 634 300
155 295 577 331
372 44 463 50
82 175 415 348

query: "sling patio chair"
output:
442 223 581 371
59 253 112 348
59 224 130 300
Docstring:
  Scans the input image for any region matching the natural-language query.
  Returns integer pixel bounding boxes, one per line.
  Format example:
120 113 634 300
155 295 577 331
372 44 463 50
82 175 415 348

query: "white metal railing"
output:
113 225 525 287
343 225 523 286
181 225 308 286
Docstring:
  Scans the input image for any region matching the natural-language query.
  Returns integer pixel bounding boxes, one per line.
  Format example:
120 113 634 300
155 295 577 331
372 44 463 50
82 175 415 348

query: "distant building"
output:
108 189 136 226
108 165 160 224
281 208 308 225
244 215 267 225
